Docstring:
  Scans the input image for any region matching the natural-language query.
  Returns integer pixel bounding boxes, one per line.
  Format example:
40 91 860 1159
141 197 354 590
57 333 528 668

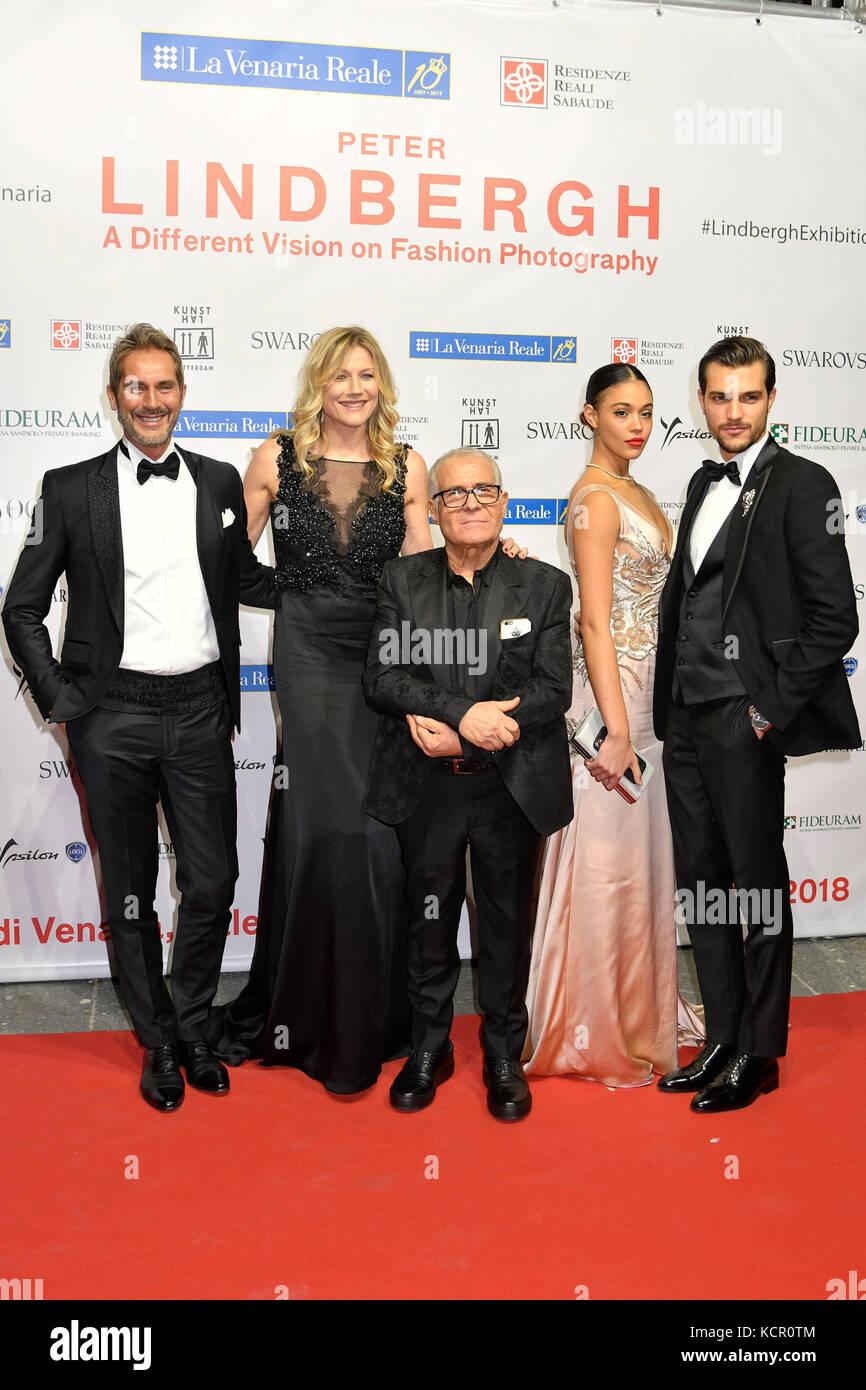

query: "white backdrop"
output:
1 0 864 981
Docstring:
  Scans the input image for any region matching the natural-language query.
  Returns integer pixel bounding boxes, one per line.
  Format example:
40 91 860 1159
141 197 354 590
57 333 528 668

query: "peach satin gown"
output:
524 483 705 1086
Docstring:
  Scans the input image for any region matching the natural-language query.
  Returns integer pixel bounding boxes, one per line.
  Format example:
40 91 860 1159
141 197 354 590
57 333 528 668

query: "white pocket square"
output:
221 508 235 528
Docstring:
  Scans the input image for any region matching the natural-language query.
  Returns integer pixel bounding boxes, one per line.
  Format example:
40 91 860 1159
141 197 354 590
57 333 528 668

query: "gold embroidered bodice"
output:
569 482 671 692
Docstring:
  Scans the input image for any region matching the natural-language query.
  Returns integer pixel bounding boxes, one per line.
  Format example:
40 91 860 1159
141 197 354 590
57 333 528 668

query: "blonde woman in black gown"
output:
209 327 432 1094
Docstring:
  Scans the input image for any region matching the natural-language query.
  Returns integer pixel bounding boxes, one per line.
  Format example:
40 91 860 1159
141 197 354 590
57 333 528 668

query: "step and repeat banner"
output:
1 0 864 979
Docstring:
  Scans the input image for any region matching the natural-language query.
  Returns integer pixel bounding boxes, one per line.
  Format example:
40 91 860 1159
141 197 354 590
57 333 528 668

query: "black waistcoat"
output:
672 507 745 704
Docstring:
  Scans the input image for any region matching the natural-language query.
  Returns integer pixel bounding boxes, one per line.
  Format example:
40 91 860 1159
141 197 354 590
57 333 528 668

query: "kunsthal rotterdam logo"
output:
142 34 450 100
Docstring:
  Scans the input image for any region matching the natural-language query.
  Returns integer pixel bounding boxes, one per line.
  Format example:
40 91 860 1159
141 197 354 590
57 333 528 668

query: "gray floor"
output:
1 939 865 1035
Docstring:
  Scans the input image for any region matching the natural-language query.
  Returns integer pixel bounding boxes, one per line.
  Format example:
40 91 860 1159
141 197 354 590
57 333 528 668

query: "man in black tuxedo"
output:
654 336 860 1112
363 447 573 1121
2 323 276 1110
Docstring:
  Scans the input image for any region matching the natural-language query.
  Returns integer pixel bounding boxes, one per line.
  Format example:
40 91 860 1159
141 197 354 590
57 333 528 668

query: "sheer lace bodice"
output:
271 435 407 591
569 482 671 691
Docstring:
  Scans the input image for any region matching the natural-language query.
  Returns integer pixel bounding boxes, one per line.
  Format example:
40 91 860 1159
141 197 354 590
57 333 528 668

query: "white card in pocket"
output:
500 618 531 639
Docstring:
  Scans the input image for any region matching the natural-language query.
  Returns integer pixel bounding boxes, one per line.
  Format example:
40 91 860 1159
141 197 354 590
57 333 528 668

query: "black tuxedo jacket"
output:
362 547 575 835
2 443 277 729
654 436 860 756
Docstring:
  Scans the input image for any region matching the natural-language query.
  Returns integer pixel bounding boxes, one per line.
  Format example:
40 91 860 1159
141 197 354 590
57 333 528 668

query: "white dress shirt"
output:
688 433 768 575
117 437 220 674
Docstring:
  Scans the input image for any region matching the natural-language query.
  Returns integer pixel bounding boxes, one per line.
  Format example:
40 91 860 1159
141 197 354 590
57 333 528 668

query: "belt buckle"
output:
453 757 477 775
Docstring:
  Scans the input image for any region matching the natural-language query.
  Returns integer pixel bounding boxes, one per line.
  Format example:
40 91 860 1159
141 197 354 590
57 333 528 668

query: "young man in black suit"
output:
2 324 276 1110
654 336 860 1112
363 447 573 1121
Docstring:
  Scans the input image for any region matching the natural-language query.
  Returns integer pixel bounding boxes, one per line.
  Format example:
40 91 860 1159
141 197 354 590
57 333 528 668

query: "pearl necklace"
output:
587 462 638 484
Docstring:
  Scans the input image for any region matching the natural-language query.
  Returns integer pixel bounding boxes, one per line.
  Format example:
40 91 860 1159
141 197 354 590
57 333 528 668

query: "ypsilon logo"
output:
410 332 576 364
142 34 450 101
659 415 712 449
174 411 289 438
0 838 59 866
65 842 87 863
844 658 858 678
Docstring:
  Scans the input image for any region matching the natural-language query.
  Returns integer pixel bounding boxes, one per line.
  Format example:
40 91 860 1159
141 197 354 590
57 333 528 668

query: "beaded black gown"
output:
208 437 411 1093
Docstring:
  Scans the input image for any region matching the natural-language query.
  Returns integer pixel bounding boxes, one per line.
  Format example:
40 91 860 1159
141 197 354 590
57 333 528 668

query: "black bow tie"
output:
136 453 180 485
119 439 181 485
701 457 741 485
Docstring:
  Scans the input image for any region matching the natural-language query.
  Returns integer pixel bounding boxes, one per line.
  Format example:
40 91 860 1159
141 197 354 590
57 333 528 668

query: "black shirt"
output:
444 543 500 698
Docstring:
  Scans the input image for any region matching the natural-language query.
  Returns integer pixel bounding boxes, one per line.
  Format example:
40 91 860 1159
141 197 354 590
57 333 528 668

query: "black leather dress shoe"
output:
483 1057 532 1122
690 1051 779 1113
180 1039 230 1095
390 1044 454 1111
657 1042 736 1093
141 1044 184 1111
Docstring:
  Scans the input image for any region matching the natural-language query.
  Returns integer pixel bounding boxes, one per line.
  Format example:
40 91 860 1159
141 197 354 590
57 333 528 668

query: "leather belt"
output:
435 756 492 775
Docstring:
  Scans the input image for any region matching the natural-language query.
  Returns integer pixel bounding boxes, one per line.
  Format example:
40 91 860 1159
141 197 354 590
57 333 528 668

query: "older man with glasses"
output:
362 447 574 1121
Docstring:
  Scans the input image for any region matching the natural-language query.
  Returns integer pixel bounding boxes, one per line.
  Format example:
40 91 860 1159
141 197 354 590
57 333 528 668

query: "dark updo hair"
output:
580 362 651 426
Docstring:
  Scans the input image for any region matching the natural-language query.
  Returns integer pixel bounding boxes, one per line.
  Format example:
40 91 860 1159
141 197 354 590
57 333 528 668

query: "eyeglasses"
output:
432 484 502 509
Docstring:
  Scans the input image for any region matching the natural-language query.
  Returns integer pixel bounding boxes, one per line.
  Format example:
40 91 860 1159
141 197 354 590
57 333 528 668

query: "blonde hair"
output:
283 326 401 491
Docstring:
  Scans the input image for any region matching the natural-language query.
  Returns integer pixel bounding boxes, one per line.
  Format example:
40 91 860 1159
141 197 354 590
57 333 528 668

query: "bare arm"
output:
401 449 433 556
573 491 641 789
243 437 281 548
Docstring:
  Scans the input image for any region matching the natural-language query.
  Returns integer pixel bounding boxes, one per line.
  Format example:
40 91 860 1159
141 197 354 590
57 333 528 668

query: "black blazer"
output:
654 436 860 756
362 548 575 835
1 444 277 729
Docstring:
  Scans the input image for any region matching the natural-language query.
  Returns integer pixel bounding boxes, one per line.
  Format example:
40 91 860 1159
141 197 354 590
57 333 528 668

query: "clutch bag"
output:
569 707 654 804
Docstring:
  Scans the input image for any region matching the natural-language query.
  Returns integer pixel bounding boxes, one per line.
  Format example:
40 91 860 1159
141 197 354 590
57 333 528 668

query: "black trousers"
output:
396 767 543 1059
66 702 238 1047
662 694 794 1058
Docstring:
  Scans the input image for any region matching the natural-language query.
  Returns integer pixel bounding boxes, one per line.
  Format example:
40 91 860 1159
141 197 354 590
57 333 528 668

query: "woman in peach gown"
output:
524 362 704 1087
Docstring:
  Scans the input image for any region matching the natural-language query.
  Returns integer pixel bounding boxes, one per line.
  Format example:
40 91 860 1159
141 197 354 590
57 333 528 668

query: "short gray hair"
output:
427 447 502 499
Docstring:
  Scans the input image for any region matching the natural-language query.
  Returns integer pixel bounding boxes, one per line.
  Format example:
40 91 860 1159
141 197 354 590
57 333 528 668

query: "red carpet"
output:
2 992 864 1301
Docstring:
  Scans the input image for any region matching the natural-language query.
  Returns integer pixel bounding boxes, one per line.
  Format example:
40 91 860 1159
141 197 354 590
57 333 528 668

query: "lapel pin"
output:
741 489 756 517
